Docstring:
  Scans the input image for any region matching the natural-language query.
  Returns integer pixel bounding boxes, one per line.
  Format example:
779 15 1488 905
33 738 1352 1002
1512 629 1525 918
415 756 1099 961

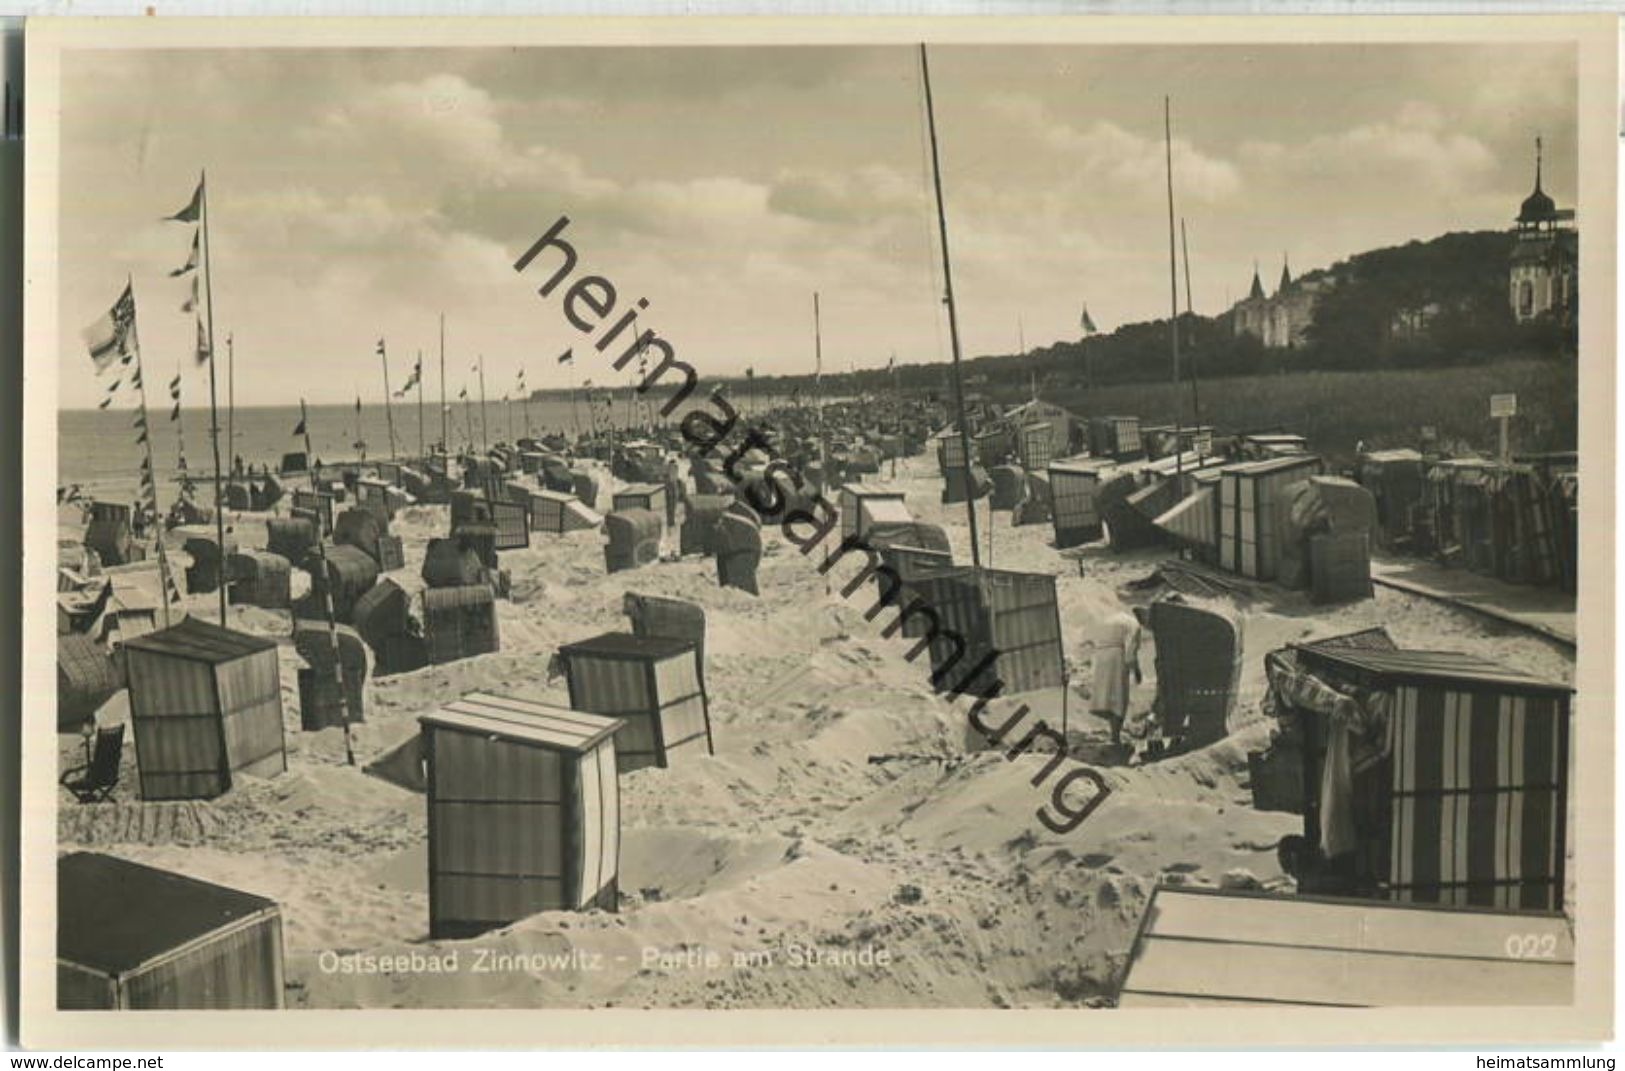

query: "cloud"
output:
1240 100 1496 195
984 92 1244 203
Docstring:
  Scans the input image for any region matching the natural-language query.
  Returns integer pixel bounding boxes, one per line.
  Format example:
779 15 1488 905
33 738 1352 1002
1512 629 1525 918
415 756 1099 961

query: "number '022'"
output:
1504 933 1559 959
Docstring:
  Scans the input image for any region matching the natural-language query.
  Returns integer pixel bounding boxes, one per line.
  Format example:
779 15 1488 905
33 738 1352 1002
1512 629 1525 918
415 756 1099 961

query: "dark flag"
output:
376 338 386 356
83 283 138 374
169 231 199 277
168 374 181 397
167 180 204 223
292 417 306 437
355 395 362 413
97 398 112 410
558 350 573 365
1081 304 1099 336
395 361 421 398
458 387 468 399
170 402 181 422
195 318 211 365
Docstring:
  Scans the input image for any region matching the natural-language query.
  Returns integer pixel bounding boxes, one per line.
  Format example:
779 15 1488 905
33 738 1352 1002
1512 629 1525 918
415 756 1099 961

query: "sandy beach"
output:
54 451 1576 1010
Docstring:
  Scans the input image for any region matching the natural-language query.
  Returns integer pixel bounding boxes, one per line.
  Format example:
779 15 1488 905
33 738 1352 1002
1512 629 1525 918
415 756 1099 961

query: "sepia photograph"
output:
18 15 1616 1048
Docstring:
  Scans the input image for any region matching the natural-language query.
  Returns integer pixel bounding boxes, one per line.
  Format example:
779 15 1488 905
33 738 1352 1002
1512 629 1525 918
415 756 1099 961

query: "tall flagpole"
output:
416 348 426 463
478 355 489 453
438 315 448 464
298 398 355 768
378 339 398 461
226 331 235 478
1181 217 1203 451
1163 96 1183 481
919 44 982 568
128 280 176 629
378 338 398 461
198 170 229 624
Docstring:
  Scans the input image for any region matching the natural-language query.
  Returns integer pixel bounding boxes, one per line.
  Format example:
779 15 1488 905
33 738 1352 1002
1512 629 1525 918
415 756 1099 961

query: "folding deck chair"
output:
60 724 125 804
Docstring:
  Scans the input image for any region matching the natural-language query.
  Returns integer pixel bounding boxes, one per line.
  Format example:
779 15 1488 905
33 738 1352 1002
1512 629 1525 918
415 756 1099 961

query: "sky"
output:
55 41 1577 408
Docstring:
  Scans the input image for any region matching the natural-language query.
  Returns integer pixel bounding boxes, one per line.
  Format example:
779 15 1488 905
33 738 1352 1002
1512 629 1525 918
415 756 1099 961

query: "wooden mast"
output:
919 44 982 568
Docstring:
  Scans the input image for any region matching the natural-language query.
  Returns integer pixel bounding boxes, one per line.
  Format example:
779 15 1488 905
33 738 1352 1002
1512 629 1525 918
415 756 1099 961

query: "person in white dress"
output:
1087 607 1143 745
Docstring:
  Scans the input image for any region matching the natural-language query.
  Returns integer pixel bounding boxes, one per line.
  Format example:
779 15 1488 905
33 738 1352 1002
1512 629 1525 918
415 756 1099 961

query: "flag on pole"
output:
458 386 468 399
376 338 386 356
355 395 362 414
166 180 203 224
168 374 181 397
83 283 138 374
107 377 122 394
1081 304 1099 335
170 402 181 422
195 318 212 365
558 350 574 365
745 367 755 379
292 416 306 436
394 360 421 397
132 368 143 390
181 275 198 314
97 398 111 410
169 232 199 277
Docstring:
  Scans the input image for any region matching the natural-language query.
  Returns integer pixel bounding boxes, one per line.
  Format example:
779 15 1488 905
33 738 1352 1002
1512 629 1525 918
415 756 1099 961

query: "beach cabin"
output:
1282 643 1571 911
291 488 335 536
1015 422 1056 473
679 494 732 556
1243 433 1310 459
1048 458 1116 549
305 544 380 624
351 578 426 677
909 566 1065 699
1216 454 1325 580
226 550 292 610
422 585 500 665
558 632 712 773
1147 599 1242 748
604 510 662 574
1117 885 1572 1007
84 501 139 567
487 499 531 551
122 616 286 800
870 537 954 640
58 852 285 1010
422 694 622 939
293 620 369 731
528 489 602 535
353 477 394 523
1356 448 1426 549
57 633 122 732
838 486 911 544
973 428 1009 469
1089 416 1143 461
265 516 317 564
612 484 667 522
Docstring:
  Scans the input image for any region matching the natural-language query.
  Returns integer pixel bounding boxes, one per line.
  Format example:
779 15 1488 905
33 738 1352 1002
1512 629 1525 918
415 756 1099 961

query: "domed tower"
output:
1509 136 1577 325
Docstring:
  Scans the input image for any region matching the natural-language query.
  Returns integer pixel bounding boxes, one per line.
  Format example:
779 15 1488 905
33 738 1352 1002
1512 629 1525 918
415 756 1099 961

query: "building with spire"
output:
1230 254 1327 349
1509 136 1576 325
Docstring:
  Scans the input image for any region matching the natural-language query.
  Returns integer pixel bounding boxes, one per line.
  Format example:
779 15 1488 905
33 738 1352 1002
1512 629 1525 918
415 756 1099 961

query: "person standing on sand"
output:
1087 606 1143 746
